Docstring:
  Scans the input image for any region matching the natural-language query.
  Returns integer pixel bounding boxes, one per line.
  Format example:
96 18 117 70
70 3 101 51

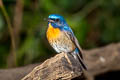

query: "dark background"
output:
0 0 120 71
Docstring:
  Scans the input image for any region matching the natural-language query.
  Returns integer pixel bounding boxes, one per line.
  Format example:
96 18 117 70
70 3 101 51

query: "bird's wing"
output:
63 26 88 70
63 26 83 59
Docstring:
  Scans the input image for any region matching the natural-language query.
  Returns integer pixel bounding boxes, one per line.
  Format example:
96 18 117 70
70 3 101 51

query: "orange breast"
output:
47 23 60 40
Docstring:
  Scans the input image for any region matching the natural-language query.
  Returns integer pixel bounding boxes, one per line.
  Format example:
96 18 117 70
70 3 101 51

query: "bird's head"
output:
48 14 67 29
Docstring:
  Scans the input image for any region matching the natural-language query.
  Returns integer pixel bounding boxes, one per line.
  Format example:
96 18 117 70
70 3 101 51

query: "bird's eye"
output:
55 19 59 22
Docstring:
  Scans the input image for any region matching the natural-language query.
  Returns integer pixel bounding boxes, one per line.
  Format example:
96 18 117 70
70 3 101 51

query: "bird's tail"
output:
72 48 87 70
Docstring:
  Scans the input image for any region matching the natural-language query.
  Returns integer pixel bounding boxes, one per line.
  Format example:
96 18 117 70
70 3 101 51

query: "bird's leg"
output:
63 52 74 71
64 53 72 65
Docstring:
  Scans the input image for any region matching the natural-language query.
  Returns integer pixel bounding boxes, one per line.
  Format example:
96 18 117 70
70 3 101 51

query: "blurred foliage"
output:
0 0 120 68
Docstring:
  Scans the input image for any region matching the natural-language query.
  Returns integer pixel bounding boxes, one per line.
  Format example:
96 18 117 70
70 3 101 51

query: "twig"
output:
0 0 16 67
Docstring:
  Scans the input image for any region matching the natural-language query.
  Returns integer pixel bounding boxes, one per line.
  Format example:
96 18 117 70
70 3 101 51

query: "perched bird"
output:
46 14 87 70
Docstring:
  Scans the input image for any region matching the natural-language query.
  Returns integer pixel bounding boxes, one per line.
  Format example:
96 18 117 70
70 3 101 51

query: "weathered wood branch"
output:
22 53 85 80
0 43 120 80
84 43 120 76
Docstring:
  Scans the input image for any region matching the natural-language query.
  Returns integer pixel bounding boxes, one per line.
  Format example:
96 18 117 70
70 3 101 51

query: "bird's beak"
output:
48 18 54 23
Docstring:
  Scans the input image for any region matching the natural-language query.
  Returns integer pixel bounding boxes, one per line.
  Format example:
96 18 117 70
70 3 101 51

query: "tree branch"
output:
0 43 120 80
22 53 84 80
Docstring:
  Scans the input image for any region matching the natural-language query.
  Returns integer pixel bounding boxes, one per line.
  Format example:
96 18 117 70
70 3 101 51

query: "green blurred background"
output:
0 0 120 68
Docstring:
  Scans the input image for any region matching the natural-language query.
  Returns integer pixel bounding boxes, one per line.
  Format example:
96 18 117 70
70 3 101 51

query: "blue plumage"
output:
47 14 87 70
48 14 66 23
49 14 74 35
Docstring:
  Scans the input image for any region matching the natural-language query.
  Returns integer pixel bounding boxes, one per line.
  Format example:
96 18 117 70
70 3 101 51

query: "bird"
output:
46 14 87 70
